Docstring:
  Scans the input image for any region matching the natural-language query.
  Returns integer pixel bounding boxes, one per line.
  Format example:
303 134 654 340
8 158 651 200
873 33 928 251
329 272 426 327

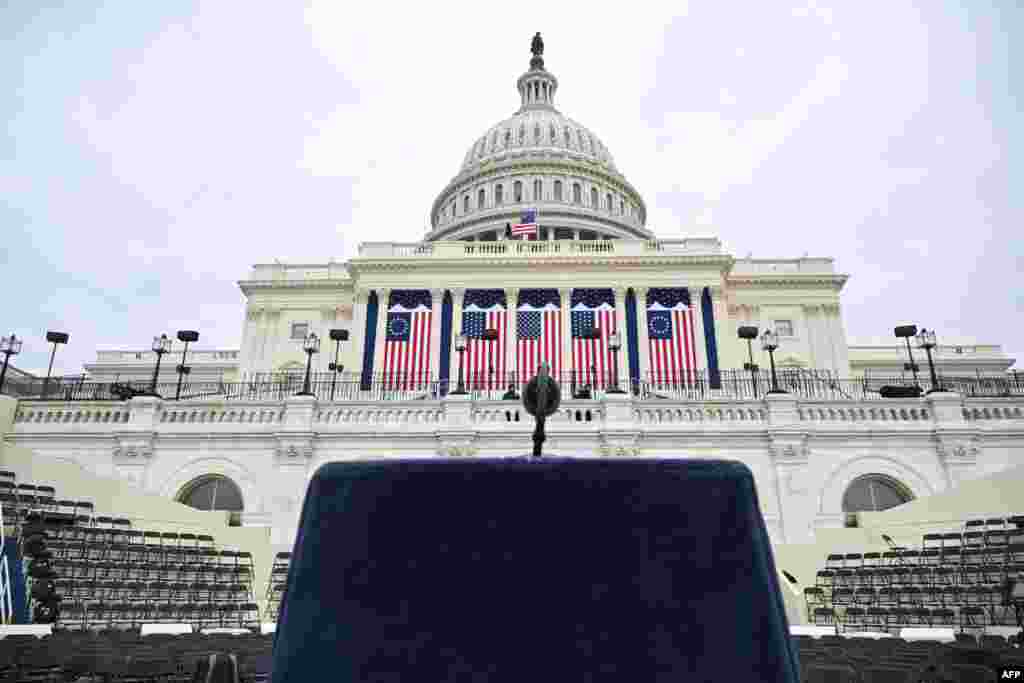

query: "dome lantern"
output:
517 32 558 112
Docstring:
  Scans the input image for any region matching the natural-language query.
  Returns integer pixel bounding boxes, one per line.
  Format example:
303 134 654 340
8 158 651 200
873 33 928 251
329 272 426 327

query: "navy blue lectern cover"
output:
272 458 799 682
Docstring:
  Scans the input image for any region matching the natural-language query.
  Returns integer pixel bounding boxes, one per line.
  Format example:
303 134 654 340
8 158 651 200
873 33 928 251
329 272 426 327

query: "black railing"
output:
11 369 1023 403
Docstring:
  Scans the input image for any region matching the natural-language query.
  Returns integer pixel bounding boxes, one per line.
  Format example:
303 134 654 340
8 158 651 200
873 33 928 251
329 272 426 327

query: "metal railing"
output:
11 369 1024 403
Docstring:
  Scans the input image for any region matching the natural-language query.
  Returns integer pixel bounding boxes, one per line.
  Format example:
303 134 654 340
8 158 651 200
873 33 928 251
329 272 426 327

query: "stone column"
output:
450 288 466 389
240 308 262 380
349 288 368 382
613 287 628 391
262 308 281 375
634 286 649 387
506 287 519 388
559 287 572 386
828 303 851 377
801 305 821 371
430 288 444 384
372 288 391 387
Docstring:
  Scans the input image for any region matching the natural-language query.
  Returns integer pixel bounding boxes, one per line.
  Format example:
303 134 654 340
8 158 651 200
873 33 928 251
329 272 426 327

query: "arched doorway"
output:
841 473 914 527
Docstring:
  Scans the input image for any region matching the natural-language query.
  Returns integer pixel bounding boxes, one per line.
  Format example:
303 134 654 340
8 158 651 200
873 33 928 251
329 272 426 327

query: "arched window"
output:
564 127 571 146
591 187 598 207
478 188 486 209
534 124 541 143
495 184 503 205
504 130 511 147
620 199 625 215
607 193 613 212
533 179 542 200
178 475 244 526
514 181 522 202
549 124 556 143
554 180 563 201
573 183 581 204
463 195 469 213
491 131 498 148
579 130 587 151
842 475 913 513
518 125 525 145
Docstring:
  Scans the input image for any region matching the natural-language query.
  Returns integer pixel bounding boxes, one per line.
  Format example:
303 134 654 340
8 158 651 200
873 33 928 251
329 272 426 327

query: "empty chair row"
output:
57 601 261 630
52 559 253 584
50 541 246 566
824 543 1024 568
807 584 1010 610
812 605 1004 629
816 560 1024 587
56 579 252 603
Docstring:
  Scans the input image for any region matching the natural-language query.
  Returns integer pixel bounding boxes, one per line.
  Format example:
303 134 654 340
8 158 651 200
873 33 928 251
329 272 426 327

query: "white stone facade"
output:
6 391 1023 555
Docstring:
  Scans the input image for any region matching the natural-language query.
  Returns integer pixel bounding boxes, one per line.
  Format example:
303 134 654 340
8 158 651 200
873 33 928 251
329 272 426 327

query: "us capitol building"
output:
3 36 1021 561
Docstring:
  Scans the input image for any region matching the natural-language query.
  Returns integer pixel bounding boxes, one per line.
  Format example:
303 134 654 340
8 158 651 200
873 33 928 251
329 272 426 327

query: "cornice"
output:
346 254 734 275
429 206 652 242
238 279 354 294
725 274 849 290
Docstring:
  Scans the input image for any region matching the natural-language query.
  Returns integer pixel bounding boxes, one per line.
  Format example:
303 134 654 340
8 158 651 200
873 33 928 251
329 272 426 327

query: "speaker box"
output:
272 457 799 682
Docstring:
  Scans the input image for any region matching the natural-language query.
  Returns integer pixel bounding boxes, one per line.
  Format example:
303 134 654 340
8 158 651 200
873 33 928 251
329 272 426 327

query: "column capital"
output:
430 287 445 301
451 287 466 298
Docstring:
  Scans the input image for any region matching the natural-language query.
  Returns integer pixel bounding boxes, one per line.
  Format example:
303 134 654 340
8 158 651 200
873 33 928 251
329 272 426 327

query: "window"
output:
463 195 469 213
620 200 625 215
514 181 522 202
504 130 511 147
533 179 542 200
842 475 913 513
518 125 525 144
478 188 486 209
178 475 243 512
135 353 143 360
290 322 309 340
554 180 562 201
774 320 794 337
549 124 556 143
450 201 455 217
564 127 571 146
573 183 581 204
591 188 598 207
607 193 613 212
495 184 503 205
534 124 541 143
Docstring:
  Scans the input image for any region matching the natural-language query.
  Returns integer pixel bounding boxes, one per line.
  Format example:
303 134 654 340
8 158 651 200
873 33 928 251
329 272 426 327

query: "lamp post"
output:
149 334 173 397
607 331 625 394
738 326 760 397
42 331 69 399
0 333 24 396
894 325 920 387
174 330 199 401
482 328 499 394
452 332 468 395
916 328 944 393
761 329 786 394
296 332 320 396
328 329 349 401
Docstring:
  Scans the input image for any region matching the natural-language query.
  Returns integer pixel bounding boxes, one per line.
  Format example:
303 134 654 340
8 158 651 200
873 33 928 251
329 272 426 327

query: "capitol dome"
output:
426 36 651 243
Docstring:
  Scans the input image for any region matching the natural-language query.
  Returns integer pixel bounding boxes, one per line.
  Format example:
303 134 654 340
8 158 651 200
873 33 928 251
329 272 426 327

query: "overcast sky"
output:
2 2 1021 376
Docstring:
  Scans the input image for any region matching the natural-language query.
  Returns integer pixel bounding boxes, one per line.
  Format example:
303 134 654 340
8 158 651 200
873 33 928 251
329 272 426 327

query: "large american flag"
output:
646 287 698 386
462 289 507 391
516 289 561 385
511 208 538 238
571 288 617 390
383 289 433 390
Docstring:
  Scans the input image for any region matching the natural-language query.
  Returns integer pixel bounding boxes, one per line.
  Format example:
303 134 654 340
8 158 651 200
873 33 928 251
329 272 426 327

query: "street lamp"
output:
607 331 625 394
328 329 349 401
0 333 24 396
761 329 786 394
482 328 499 393
296 332 320 396
916 328 945 393
149 334 173 397
894 325 920 387
738 326 760 396
174 330 199 401
452 332 468 395
42 331 69 399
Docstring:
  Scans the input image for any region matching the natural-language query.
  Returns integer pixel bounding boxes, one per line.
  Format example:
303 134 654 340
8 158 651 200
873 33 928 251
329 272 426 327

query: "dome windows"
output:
564 127 571 147
504 130 511 147
549 124 556 144
607 193 613 212
553 180 563 201
478 188 486 209
533 179 542 201
534 124 541 143
514 181 523 203
463 195 469 213
518 125 525 145
573 183 581 204
590 187 598 207
495 184 504 205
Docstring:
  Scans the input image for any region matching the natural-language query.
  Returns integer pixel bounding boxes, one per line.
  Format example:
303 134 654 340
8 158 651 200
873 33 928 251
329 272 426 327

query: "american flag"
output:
383 290 433 390
511 208 538 238
516 289 561 385
462 289 507 391
646 288 698 386
571 288 616 390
